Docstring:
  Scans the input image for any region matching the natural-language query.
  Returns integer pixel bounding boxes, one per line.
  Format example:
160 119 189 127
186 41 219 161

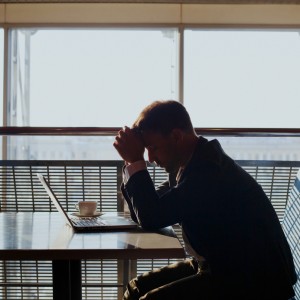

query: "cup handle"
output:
75 203 79 211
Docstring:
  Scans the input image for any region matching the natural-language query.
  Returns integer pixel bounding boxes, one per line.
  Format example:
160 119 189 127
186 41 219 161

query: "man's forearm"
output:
123 160 147 184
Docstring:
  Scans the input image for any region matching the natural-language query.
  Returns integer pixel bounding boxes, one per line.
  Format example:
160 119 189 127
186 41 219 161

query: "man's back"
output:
179 137 297 299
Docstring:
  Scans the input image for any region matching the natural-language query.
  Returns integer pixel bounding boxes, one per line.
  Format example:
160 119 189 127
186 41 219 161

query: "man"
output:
113 100 296 300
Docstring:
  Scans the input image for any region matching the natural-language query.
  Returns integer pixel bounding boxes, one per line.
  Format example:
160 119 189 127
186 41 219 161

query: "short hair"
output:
132 100 194 136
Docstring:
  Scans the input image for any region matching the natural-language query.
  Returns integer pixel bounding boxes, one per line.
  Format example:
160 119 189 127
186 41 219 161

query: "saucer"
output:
71 211 102 218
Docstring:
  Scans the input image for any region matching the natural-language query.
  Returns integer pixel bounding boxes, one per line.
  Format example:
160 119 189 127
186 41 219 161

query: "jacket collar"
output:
176 136 208 183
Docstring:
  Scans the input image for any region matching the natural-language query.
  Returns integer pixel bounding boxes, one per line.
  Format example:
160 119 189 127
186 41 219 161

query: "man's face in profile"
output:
142 130 180 174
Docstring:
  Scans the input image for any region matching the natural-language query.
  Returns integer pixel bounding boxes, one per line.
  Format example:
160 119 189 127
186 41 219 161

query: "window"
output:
4 28 300 160
8 28 179 127
0 29 3 159
184 29 300 128
6 28 179 160
184 29 300 162
0 29 3 119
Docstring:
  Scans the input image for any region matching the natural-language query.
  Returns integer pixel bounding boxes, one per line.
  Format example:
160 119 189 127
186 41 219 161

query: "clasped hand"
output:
113 126 145 164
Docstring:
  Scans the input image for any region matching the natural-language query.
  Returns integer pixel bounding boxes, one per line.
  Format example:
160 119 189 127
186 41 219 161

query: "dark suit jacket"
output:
121 136 297 300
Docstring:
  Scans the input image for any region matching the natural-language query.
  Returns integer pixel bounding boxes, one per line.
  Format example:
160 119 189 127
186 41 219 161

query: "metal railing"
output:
0 126 300 137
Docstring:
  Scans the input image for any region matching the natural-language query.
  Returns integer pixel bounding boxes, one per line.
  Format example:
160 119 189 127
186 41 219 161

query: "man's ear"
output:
170 128 184 143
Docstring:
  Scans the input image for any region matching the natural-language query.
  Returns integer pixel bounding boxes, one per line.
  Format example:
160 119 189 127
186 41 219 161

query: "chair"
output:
282 169 300 300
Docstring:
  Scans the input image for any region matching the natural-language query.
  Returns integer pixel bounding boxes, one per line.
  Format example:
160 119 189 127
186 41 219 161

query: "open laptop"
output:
37 173 138 232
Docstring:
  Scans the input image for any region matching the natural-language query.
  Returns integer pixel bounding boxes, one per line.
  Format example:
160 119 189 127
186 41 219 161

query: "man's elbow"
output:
137 216 160 231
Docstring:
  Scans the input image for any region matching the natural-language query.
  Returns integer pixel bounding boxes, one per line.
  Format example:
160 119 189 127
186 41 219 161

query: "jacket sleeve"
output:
123 169 197 230
155 171 177 196
121 168 177 225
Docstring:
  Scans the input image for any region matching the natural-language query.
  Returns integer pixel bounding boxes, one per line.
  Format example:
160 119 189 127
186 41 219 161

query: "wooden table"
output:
0 212 185 300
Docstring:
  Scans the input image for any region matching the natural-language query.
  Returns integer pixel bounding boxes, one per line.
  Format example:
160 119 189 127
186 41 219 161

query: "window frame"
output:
0 3 300 300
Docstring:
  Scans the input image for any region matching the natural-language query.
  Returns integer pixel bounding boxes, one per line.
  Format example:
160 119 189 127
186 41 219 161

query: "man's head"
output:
132 100 195 136
133 100 197 174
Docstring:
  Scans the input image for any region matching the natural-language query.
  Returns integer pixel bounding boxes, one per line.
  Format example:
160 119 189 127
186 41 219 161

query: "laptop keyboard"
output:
72 217 107 226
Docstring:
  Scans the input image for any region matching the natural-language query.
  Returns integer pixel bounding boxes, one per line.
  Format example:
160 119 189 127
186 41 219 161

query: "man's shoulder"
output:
194 137 228 162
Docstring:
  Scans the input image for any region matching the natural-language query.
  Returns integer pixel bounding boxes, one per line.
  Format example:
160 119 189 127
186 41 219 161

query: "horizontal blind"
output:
236 160 300 221
0 261 52 299
0 160 124 212
0 160 299 299
81 259 121 300
0 161 125 300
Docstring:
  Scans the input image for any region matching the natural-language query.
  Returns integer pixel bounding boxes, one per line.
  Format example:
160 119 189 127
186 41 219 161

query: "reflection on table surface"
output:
0 212 185 260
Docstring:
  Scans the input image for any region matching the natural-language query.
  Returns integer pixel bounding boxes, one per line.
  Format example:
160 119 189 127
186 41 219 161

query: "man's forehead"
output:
141 131 166 146
141 130 164 138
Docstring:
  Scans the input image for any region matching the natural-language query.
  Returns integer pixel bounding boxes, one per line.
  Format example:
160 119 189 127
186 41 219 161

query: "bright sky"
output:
184 29 300 128
2 28 300 128
0 30 3 125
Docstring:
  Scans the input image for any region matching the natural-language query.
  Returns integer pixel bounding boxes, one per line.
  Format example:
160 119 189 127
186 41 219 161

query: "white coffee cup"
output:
75 200 98 216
